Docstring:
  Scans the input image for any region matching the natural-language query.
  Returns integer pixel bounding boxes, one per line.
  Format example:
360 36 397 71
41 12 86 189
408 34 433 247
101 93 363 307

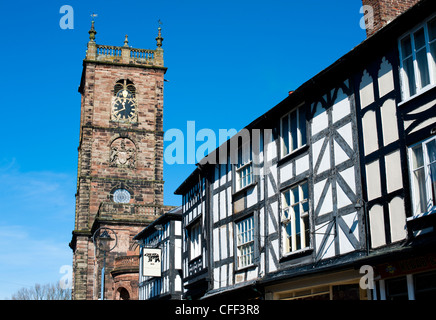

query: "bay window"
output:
280 105 306 158
399 16 436 100
281 181 310 254
409 136 436 217
236 216 255 268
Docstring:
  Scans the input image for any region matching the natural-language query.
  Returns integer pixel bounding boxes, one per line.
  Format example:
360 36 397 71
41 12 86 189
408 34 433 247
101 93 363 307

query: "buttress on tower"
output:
69 20 168 300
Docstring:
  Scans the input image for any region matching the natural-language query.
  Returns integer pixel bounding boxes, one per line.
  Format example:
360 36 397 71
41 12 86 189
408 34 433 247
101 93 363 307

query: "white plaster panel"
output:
385 151 403 193
269 239 278 273
228 223 233 257
220 225 228 259
213 228 220 261
317 140 331 174
175 220 182 236
389 197 407 243
175 274 182 291
366 160 381 201
369 204 386 248
266 133 277 162
213 193 219 223
220 265 227 288
360 70 374 109
378 57 395 98
268 165 277 196
332 89 350 123
268 201 278 234
315 180 333 216
247 185 257 208
381 98 399 146
339 227 354 255
259 208 265 248
363 109 379 155
228 262 234 286
175 238 182 269
340 166 356 194
315 180 332 216
312 102 328 135
336 122 354 152
295 154 309 175
280 161 293 183
315 222 335 260
343 211 359 241
227 187 232 216
220 190 226 220
334 140 349 166
336 180 352 208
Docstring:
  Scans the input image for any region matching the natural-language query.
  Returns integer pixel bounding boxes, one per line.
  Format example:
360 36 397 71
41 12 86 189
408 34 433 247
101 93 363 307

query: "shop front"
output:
264 269 369 300
372 252 436 300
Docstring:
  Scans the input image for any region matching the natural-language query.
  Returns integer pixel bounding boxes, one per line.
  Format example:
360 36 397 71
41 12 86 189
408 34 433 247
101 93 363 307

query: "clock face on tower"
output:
111 82 137 122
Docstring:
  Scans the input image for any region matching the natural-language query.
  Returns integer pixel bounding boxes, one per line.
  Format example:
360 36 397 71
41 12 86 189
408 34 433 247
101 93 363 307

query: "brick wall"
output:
362 0 421 37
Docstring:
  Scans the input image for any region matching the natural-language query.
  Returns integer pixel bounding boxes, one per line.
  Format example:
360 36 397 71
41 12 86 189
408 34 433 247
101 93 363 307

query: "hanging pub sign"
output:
142 248 162 277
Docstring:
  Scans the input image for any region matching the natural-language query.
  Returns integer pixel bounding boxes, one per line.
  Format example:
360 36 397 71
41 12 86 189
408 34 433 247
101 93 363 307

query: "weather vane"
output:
91 13 98 21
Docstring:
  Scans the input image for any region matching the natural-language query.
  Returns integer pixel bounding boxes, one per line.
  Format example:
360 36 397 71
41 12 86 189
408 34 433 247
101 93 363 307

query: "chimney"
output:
361 0 422 37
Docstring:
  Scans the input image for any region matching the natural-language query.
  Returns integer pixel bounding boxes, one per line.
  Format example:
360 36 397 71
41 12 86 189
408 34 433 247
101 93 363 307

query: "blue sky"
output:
0 0 367 299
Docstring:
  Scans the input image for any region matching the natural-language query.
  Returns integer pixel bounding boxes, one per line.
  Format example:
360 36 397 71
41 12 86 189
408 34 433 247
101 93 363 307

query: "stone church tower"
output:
69 20 167 300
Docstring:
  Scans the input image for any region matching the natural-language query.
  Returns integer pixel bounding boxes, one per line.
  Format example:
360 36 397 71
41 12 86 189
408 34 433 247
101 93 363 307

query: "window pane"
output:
284 190 290 208
403 56 416 96
416 48 430 88
428 140 436 205
294 204 300 234
414 168 427 214
299 107 307 146
301 182 309 200
292 185 299 203
430 42 436 84
303 215 309 248
281 115 289 156
386 277 409 301
429 18 436 41
412 145 424 169
290 110 298 151
427 140 436 163
430 163 436 207
401 36 413 57
414 28 426 50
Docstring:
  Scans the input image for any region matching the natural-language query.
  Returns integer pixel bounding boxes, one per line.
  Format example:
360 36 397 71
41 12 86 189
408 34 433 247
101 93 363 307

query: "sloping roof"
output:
174 0 436 195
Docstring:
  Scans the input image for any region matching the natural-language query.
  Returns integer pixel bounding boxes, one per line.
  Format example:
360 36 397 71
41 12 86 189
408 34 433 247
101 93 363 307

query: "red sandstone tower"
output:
69 20 167 300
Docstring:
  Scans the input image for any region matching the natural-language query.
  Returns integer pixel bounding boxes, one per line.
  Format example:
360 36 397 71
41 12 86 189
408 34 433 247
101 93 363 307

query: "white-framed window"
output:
189 221 201 260
235 142 253 191
236 216 255 269
281 181 310 254
399 16 436 100
280 104 307 158
409 136 436 217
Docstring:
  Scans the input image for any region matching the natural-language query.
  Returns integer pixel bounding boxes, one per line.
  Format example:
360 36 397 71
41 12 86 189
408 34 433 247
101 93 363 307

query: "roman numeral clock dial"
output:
112 86 137 122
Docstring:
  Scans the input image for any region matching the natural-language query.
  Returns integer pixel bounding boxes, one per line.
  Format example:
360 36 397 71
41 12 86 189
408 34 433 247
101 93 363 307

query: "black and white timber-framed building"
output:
134 207 183 300
174 0 436 300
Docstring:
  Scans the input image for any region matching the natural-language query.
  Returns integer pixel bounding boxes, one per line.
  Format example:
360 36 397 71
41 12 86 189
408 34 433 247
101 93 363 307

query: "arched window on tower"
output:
114 79 136 97
111 79 137 122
